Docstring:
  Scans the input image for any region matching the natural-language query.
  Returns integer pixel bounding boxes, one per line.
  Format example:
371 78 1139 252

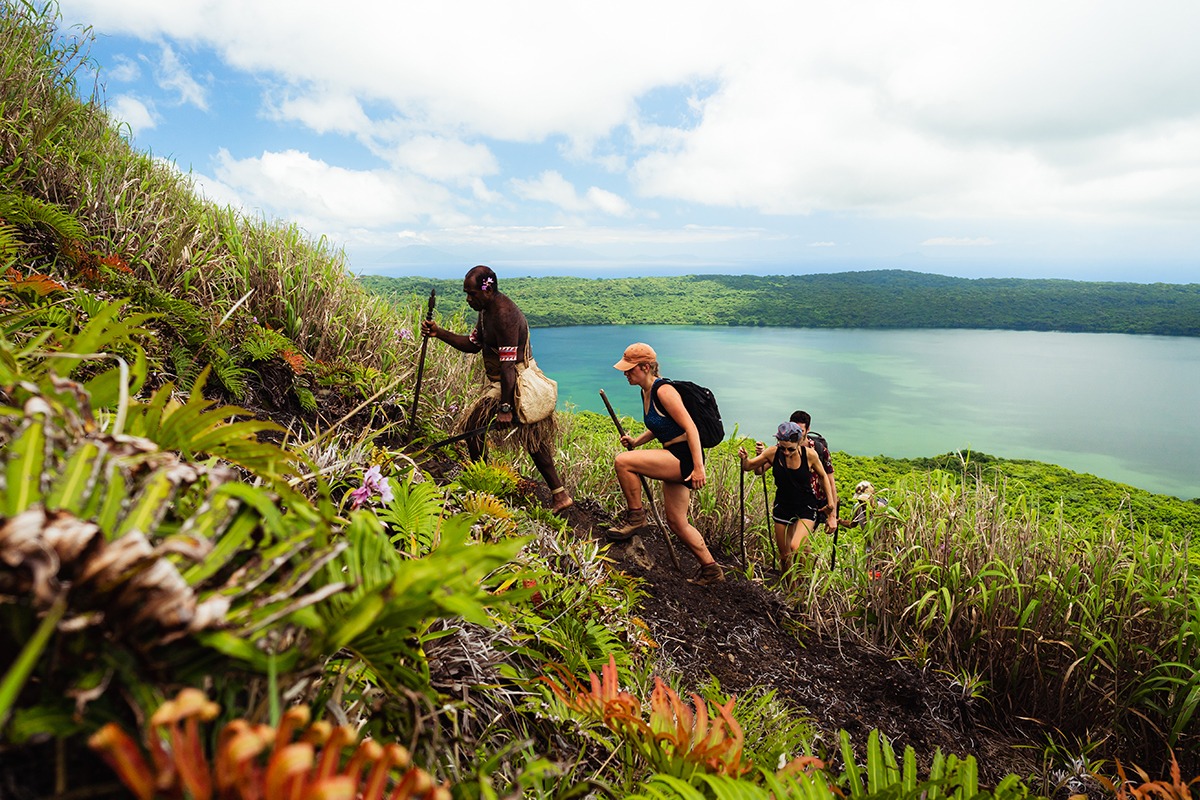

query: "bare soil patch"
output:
555 491 1043 788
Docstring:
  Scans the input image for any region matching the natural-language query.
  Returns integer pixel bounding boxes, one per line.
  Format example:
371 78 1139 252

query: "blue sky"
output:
58 1 1200 282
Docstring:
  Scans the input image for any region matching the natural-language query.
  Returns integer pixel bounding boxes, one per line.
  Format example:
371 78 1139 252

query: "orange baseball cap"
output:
613 342 657 371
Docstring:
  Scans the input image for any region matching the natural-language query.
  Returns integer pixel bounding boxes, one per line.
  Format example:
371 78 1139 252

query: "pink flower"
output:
399 328 413 341
350 465 393 509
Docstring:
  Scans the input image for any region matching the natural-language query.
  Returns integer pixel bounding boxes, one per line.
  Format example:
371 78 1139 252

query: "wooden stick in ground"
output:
739 450 747 569
761 470 777 571
599 389 684 574
829 505 840 570
407 288 436 438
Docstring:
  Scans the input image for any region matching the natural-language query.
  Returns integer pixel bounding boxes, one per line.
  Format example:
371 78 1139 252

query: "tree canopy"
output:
360 271 1200 336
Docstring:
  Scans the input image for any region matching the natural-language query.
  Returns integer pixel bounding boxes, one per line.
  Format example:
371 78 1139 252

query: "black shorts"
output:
665 441 701 488
773 502 818 525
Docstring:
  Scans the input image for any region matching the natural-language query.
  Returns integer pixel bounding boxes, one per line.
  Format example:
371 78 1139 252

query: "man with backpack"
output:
607 342 725 586
790 410 839 536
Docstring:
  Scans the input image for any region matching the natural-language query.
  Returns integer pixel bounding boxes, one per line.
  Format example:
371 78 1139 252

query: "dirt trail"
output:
557 496 1041 788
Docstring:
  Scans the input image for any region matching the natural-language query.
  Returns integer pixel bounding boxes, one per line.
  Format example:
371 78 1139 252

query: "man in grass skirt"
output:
421 265 574 514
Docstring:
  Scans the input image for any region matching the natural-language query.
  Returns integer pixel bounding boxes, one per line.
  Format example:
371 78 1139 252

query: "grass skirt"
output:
459 381 557 453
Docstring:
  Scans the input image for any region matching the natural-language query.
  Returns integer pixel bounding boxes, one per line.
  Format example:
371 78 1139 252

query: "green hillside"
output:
361 272 1200 335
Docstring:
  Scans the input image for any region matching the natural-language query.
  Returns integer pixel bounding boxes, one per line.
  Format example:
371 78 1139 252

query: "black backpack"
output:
651 379 725 448
806 431 834 473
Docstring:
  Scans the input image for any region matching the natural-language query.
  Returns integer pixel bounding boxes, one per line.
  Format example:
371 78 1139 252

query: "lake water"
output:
530 325 1200 499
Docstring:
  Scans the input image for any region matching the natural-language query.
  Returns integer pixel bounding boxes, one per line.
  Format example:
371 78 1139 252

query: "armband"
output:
498 345 518 362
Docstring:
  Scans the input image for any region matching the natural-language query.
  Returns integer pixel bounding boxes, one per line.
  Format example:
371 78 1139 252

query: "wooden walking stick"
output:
599 389 684 574
761 469 777 570
407 288 436 438
739 452 747 569
829 505 840 570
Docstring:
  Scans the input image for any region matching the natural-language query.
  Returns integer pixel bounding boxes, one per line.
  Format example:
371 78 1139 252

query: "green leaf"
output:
43 440 102 514
4 415 46 516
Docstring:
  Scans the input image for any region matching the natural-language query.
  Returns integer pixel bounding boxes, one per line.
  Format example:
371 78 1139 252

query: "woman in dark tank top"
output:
606 343 725 586
738 421 834 581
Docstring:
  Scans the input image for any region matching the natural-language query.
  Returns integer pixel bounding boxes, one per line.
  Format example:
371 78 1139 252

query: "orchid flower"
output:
350 465 394 509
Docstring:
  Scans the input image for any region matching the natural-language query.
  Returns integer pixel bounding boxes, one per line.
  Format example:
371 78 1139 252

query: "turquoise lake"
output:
529 325 1200 499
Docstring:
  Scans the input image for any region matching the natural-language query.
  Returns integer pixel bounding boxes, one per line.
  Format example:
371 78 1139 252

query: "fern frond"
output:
0 190 86 243
378 477 446 554
456 460 520 497
123 368 295 480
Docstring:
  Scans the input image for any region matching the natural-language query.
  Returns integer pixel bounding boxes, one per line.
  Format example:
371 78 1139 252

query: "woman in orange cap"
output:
609 343 724 585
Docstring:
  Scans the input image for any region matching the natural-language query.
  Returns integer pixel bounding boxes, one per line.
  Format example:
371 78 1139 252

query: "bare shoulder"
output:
490 294 528 335
481 294 528 345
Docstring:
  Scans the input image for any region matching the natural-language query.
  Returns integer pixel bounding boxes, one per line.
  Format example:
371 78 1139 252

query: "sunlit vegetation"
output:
2 3 1198 798
361 273 1200 336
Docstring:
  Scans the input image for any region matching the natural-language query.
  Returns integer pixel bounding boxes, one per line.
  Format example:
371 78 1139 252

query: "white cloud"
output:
108 54 140 82
585 187 632 217
155 44 207 110
56 0 1200 267
921 237 997 247
390 135 499 184
808 241 836 247
268 91 370 136
108 94 156 135
511 171 632 217
204 148 467 234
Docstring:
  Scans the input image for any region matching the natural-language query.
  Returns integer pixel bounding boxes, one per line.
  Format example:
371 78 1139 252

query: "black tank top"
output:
772 447 818 507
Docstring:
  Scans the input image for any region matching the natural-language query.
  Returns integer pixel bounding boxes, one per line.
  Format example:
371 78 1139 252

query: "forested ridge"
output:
360 270 1200 335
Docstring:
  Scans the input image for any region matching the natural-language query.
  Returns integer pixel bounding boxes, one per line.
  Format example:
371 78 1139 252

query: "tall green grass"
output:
792 471 1200 768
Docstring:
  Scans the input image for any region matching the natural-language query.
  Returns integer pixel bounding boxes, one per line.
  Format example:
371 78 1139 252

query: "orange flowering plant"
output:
89 688 450 800
542 654 751 781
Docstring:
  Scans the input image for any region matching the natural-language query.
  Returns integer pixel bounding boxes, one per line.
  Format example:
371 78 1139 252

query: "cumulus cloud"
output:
205 148 467 233
511 171 632 217
390 136 499 184
55 0 1200 266
108 94 156 135
155 44 207 110
108 54 140 82
268 91 371 136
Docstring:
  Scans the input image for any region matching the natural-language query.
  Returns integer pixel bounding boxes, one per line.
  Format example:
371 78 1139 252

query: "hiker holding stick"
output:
420 265 573 514
739 421 834 579
608 343 724 586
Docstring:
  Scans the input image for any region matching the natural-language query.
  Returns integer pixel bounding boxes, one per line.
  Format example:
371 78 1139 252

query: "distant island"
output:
359 270 1200 336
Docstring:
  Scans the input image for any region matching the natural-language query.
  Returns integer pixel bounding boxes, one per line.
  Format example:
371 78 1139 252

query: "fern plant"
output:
0 356 343 741
456 460 520 498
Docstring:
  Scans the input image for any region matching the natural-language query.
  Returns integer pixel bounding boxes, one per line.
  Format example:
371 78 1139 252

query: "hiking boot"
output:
689 561 725 586
607 508 650 542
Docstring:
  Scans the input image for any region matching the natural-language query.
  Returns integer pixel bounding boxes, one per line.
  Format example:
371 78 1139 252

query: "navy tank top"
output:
644 378 685 443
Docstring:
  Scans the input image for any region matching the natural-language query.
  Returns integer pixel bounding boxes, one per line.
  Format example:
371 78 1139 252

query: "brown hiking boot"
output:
607 508 650 542
689 561 725 586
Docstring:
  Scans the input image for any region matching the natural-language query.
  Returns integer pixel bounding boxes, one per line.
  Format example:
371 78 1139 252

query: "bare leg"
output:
466 434 484 461
661 482 717 566
788 519 816 569
613 450 647 510
530 441 572 511
776 520 796 574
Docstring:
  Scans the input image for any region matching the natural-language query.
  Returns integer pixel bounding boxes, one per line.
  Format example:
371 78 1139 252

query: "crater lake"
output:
530 325 1200 499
